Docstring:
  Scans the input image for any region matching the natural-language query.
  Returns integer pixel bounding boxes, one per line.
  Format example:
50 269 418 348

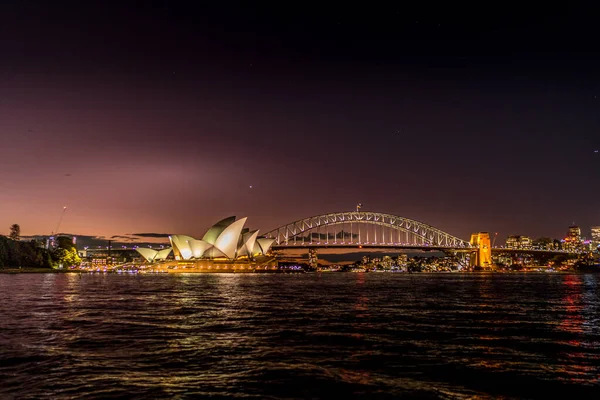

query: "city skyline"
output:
14 213 600 250
1 2 599 241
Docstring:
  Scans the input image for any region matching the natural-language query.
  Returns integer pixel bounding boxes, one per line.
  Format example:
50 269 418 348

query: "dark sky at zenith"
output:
1 1 599 243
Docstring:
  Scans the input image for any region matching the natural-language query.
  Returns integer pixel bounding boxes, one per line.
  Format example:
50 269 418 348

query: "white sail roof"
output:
136 248 159 262
202 216 237 244
189 239 213 259
155 248 172 260
241 230 259 256
213 217 247 259
257 238 275 255
169 235 195 260
136 247 172 262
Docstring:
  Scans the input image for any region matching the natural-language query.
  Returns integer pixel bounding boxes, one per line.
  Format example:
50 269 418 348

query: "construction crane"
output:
52 206 68 236
491 232 498 248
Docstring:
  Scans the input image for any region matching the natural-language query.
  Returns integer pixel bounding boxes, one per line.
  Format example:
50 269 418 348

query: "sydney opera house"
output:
135 217 278 272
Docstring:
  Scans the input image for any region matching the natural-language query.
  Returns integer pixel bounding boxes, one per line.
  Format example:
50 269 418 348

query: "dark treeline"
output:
0 236 52 268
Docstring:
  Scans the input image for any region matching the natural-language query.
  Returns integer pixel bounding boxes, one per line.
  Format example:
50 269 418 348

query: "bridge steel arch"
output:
262 211 471 249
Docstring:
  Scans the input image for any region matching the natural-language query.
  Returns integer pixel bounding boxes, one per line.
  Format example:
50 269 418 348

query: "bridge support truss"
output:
263 211 471 249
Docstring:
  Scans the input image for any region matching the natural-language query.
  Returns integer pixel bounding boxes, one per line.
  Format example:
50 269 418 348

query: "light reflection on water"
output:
0 273 599 399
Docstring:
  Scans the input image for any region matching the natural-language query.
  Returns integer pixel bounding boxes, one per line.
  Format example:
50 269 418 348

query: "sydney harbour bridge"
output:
261 210 577 268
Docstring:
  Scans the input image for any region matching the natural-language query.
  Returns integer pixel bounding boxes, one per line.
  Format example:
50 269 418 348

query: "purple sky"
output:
1 2 599 243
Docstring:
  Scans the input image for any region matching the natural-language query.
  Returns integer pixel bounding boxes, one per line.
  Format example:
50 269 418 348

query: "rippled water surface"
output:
1 273 599 399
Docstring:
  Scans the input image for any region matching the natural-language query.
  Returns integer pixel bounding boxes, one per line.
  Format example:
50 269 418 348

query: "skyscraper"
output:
591 226 600 250
563 225 583 252
568 226 581 240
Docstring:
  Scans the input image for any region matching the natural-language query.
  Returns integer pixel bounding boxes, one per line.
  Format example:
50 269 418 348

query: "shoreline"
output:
1 268 597 274
0 268 79 274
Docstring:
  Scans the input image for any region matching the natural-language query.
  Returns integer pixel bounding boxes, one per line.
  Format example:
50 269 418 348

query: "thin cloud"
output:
131 233 172 238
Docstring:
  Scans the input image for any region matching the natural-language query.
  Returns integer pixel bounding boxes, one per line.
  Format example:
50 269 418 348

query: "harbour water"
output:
1 273 599 399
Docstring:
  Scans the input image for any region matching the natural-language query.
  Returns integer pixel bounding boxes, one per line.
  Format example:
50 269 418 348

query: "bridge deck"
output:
272 244 473 252
272 244 576 255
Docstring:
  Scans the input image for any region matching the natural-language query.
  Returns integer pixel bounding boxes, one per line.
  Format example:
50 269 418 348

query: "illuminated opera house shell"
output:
136 247 173 262
136 216 275 262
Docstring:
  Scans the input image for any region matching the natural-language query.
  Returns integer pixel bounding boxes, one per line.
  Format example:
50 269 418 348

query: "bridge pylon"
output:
308 248 318 269
470 232 492 269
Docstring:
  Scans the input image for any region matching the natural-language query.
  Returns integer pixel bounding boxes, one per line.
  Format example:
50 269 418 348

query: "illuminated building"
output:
568 226 581 239
505 235 532 250
136 216 275 262
308 248 318 269
82 248 144 268
382 256 393 269
563 225 583 252
591 226 600 250
91 257 109 268
396 254 408 267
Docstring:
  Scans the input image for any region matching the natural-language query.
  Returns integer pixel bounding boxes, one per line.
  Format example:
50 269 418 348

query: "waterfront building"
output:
136 216 275 264
84 248 144 266
382 256 393 269
395 254 408 268
505 235 532 250
308 248 318 269
591 226 600 250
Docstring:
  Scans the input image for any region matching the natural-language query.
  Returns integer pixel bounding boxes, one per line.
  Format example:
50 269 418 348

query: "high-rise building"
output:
563 225 583 252
568 226 581 240
591 226 600 250
505 235 532 250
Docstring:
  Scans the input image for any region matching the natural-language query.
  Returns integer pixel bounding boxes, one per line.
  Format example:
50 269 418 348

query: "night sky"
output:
1 1 599 243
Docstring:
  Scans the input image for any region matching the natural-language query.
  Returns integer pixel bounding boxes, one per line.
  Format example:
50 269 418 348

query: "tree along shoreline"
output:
0 234 81 270
0 235 52 269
